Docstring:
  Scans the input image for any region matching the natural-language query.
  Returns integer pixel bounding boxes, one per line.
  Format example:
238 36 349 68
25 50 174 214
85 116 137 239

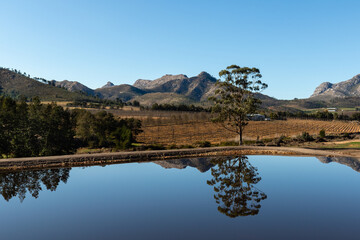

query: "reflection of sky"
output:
0 156 360 240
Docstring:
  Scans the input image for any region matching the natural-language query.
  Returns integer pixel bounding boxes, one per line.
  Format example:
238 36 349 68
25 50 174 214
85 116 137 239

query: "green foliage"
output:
66 98 124 109
0 96 75 158
72 109 142 149
150 103 210 112
300 132 314 142
0 96 142 158
111 126 132 150
209 65 267 145
219 141 238 146
319 129 326 138
342 132 351 138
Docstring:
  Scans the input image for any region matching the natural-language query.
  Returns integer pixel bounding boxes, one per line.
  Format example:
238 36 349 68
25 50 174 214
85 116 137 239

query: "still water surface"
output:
0 155 360 240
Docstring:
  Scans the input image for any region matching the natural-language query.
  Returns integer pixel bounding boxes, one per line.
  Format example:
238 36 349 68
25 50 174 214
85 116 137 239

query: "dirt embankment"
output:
0 146 358 172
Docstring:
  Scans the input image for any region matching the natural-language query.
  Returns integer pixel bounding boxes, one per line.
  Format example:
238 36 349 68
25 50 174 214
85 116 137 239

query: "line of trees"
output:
66 99 125 109
149 103 210 112
269 110 360 121
0 96 142 158
72 109 142 149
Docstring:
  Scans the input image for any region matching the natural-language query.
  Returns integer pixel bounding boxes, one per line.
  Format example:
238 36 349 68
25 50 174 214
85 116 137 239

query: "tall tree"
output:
209 65 267 145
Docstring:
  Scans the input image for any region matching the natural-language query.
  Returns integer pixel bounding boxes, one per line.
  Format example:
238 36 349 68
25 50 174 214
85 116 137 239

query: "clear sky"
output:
0 0 359 99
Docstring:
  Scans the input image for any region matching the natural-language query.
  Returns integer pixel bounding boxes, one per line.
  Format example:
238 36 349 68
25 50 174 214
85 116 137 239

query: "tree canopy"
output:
209 65 267 145
0 96 142 158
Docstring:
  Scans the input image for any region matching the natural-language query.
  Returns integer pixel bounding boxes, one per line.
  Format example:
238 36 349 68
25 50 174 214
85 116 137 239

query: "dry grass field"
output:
137 119 360 146
42 106 360 146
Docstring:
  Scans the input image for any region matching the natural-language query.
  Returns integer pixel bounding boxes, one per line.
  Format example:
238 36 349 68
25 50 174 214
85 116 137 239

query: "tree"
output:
209 65 267 145
207 156 267 217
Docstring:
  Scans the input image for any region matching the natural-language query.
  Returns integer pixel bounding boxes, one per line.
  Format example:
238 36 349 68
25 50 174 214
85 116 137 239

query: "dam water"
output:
0 155 360 240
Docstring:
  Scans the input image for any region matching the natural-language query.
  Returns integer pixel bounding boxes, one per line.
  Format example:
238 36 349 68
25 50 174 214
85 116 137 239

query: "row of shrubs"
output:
269 110 360 121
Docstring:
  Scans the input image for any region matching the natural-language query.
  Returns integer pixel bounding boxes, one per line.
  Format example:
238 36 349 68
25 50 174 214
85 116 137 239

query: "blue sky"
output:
0 0 359 99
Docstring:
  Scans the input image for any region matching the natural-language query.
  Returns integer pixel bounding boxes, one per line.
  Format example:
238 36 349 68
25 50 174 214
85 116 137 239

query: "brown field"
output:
41 101 72 107
39 106 360 146
137 119 360 146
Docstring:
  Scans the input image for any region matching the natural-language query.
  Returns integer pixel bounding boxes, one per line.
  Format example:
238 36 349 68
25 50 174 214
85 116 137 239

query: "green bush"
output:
342 132 350 138
319 129 326 138
219 141 238 146
110 126 132 150
300 132 314 141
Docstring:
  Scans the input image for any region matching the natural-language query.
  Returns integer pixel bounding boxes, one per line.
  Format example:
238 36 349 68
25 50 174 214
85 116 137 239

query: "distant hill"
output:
101 81 115 88
50 80 96 96
133 71 217 102
0 68 93 101
133 92 196 105
311 74 360 99
94 84 147 102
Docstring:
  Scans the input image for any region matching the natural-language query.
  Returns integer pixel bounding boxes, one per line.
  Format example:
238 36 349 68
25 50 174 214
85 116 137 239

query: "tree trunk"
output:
239 126 243 146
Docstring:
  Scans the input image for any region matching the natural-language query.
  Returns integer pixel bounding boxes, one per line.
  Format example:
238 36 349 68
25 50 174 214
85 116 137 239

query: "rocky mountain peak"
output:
133 74 189 90
310 74 360 98
196 71 216 82
155 74 188 82
197 71 211 77
311 82 333 97
102 81 115 88
52 80 95 96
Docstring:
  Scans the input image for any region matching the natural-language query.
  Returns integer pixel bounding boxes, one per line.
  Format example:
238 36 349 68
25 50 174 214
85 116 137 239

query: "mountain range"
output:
1 66 359 109
311 74 360 99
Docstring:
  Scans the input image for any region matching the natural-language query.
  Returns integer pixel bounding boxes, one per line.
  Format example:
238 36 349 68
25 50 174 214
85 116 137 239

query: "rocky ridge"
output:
311 74 360 99
50 80 95 96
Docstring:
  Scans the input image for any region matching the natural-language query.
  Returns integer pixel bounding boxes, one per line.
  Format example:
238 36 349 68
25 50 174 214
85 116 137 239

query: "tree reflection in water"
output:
0 168 71 202
207 156 267 218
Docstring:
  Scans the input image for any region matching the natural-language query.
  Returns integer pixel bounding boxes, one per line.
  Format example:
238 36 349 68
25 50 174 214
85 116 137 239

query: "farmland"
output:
136 118 360 146
59 107 360 146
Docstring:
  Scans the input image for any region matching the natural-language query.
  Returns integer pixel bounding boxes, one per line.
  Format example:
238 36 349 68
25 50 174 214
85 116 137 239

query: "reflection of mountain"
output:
0 168 71 202
154 158 213 173
317 157 360 173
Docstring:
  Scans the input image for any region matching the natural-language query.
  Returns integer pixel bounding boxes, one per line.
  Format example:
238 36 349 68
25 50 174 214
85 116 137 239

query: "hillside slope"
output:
94 84 148 101
50 80 96 96
0 68 93 101
133 71 217 102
